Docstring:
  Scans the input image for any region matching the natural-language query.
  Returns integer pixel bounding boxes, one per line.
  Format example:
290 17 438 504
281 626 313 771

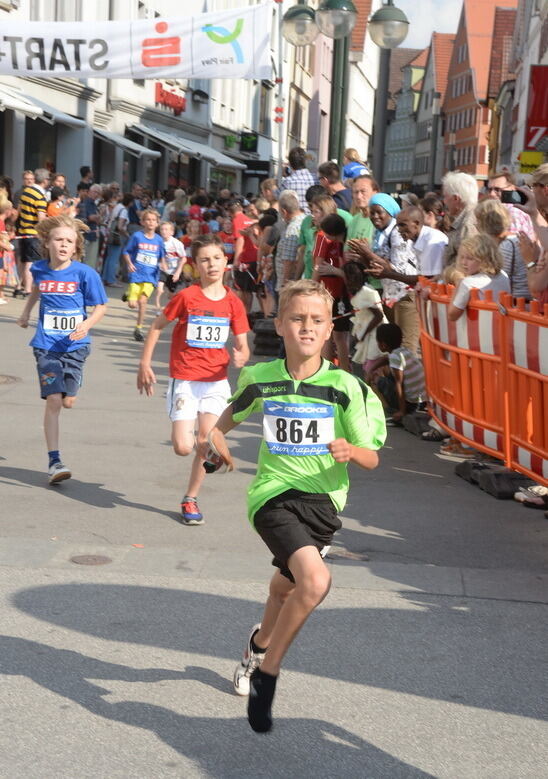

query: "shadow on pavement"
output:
0 466 176 521
11 583 548 722
0 634 434 777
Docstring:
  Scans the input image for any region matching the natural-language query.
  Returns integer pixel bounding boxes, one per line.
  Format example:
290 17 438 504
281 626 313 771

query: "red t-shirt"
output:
181 234 198 259
218 231 237 263
313 231 346 298
188 204 203 221
163 285 249 381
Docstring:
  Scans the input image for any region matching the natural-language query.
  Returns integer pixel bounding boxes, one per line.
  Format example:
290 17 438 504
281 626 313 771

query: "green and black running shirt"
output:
230 358 386 525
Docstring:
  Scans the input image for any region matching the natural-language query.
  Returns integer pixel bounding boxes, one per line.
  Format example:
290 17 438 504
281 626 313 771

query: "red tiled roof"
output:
487 7 517 99
350 0 373 52
432 32 455 101
464 0 518 100
409 46 429 69
388 48 421 110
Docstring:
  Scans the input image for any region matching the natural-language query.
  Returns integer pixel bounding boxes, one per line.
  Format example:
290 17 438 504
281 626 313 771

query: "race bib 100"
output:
136 251 158 267
263 400 335 456
43 308 84 334
186 315 230 348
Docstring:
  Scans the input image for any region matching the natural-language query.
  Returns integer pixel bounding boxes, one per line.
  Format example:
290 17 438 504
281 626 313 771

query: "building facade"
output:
384 48 427 193
441 0 518 184
0 0 251 193
509 0 548 173
413 33 454 193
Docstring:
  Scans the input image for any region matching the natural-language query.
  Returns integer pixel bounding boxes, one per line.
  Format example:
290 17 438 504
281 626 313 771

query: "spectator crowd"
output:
1 149 547 493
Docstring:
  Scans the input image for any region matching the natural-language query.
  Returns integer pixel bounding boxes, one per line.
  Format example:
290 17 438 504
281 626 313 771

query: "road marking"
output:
392 466 444 478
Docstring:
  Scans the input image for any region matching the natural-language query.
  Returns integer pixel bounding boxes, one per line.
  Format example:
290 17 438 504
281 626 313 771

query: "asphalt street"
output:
1 290 547 778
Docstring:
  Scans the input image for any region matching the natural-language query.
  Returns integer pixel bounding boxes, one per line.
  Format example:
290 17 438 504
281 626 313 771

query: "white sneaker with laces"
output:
48 461 71 485
233 623 265 696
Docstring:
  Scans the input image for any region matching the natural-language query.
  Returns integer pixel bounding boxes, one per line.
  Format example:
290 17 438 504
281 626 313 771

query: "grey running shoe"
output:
233 623 265 696
48 462 71 485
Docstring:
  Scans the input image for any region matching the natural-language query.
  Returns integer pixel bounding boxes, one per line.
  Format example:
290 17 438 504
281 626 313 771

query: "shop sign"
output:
524 65 548 150
0 5 270 80
240 132 258 153
155 83 186 115
518 151 544 174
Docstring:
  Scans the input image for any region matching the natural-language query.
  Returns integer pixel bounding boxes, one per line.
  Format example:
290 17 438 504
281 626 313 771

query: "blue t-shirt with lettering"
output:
30 260 108 353
123 231 165 285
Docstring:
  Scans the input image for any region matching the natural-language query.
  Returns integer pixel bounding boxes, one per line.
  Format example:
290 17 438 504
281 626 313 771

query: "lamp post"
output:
369 0 409 190
278 0 358 175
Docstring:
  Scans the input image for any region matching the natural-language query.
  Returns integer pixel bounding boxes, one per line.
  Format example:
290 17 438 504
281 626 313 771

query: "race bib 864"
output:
263 400 335 456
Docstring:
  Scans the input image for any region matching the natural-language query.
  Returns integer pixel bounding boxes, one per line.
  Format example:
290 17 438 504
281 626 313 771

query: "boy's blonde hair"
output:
140 207 160 222
344 147 361 162
474 199 510 238
36 214 89 261
458 233 503 276
277 279 333 318
159 220 174 231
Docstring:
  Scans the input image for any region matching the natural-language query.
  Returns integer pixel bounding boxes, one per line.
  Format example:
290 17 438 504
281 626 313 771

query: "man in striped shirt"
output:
374 323 425 423
18 167 50 294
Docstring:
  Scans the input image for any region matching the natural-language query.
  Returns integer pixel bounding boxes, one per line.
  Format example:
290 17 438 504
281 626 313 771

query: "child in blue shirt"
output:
17 214 107 484
122 208 166 341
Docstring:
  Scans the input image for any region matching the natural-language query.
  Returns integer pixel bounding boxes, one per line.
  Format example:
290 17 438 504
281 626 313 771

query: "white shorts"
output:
166 378 231 422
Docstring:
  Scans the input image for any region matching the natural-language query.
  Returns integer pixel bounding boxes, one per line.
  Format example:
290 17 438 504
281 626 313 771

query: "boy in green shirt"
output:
203 279 386 732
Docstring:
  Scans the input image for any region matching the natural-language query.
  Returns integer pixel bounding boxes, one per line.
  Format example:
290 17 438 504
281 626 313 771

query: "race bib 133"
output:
186 315 230 348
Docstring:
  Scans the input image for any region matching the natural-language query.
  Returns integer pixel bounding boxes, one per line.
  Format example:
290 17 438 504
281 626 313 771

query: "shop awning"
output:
94 128 161 159
130 123 246 170
19 93 86 127
205 147 246 171
0 84 44 119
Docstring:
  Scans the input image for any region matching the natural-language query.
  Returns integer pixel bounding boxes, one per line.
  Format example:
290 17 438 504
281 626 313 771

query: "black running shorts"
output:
253 489 341 582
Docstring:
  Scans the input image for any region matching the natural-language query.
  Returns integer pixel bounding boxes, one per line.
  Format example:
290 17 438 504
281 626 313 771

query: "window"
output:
30 0 81 19
457 43 468 64
289 99 303 143
258 82 271 136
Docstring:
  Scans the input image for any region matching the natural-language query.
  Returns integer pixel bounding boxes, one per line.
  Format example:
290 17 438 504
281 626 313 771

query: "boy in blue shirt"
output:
17 215 107 484
122 209 166 341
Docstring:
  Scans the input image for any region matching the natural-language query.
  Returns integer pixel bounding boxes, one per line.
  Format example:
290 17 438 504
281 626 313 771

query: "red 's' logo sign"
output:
142 21 181 68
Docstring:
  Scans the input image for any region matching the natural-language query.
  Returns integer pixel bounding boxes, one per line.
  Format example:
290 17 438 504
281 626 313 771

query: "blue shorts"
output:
33 346 90 399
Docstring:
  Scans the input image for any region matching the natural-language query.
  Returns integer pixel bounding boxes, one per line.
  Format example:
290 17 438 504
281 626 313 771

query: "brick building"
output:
442 0 518 184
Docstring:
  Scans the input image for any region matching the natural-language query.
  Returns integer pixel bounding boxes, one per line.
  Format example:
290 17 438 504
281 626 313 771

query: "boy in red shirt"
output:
137 234 250 524
312 213 351 371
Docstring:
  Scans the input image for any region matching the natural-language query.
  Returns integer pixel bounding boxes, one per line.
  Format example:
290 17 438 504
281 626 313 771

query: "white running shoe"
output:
233 623 265 696
48 462 71 485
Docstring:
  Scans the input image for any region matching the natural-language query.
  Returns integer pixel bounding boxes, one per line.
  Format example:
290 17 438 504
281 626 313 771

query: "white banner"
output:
0 4 272 80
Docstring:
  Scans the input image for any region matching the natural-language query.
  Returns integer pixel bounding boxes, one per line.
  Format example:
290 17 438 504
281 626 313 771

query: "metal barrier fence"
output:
418 283 547 486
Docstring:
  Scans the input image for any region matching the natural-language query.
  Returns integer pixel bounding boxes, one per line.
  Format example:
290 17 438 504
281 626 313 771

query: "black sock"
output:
248 668 277 733
251 632 267 654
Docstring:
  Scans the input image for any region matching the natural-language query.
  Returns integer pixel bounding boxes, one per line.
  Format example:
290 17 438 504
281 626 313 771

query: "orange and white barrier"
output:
418 282 547 486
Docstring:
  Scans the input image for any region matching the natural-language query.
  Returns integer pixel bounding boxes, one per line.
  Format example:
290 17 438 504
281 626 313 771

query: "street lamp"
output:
368 1 409 48
370 0 409 190
316 0 358 40
281 5 320 46
278 0 358 169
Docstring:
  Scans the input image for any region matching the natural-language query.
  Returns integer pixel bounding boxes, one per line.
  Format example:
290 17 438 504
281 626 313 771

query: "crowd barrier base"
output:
418 282 547 488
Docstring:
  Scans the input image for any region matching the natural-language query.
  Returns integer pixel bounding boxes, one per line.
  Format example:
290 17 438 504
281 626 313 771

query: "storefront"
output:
0 81 88 188
92 128 161 191
129 122 245 194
